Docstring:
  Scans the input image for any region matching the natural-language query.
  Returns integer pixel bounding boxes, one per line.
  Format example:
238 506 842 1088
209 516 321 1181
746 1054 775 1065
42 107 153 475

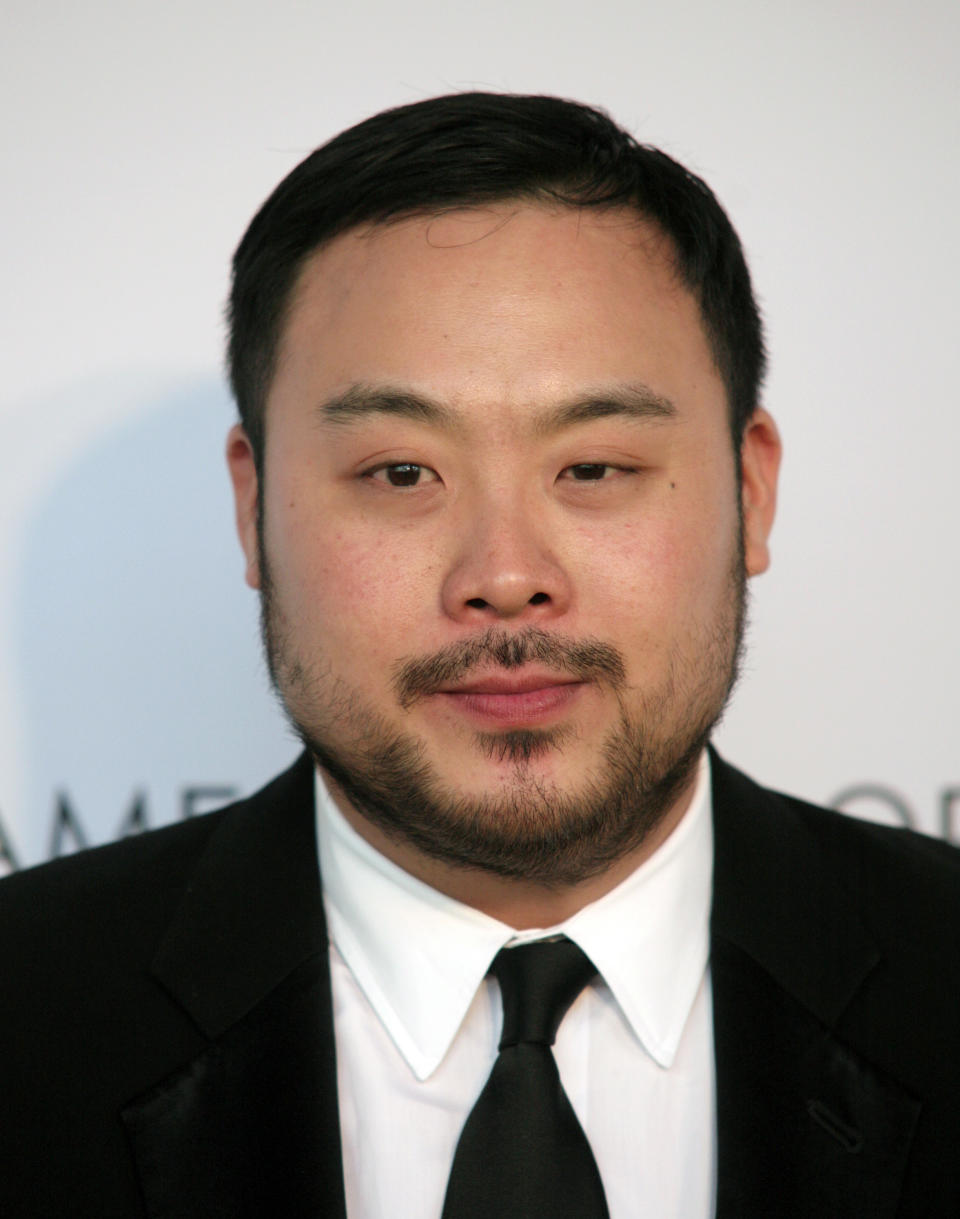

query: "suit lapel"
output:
709 753 920 1217
121 754 347 1219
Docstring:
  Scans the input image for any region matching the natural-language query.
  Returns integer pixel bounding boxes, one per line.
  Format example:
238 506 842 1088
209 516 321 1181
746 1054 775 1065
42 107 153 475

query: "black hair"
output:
227 92 765 467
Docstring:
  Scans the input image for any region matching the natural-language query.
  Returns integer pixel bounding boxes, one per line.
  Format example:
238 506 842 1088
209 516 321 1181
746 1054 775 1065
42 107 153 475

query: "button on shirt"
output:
315 752 716 1219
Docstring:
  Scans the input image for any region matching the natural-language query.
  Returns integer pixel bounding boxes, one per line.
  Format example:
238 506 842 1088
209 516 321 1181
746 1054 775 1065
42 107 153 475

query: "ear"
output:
740 408 782 576
225 424 262 589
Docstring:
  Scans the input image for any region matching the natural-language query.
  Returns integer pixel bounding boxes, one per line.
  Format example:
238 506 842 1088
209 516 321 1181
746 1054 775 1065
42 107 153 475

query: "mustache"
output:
392 627 627 709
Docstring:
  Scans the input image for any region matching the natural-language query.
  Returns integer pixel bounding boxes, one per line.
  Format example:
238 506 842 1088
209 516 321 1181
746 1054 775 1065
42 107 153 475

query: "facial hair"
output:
258 534 746 887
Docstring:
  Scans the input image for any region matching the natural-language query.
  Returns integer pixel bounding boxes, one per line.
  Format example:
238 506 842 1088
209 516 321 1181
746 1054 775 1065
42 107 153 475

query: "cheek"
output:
266 500 441 661
572 498 737 630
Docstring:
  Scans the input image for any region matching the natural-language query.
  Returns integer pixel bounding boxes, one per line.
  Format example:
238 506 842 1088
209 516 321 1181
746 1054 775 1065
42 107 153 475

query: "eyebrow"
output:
317 384 459 429
315 381 677 433
533 384 677 435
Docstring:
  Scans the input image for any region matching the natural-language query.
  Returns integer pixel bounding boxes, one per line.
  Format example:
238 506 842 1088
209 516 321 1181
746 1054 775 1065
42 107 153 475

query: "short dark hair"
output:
228 92 765 467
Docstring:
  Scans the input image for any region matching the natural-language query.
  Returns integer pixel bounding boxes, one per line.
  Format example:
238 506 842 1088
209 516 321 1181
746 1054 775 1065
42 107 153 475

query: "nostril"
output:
466 598 489 609
529 592 550 605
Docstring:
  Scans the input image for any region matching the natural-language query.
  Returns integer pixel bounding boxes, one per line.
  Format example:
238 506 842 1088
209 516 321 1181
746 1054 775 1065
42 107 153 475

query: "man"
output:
2 93 958 1218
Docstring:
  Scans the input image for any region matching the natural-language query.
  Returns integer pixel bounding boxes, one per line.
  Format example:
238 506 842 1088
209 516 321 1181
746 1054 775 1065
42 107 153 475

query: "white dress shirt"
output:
315 753 716 1219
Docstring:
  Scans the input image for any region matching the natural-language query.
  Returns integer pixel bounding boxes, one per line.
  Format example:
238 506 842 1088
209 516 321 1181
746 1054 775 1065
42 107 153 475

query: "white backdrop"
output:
2 0 958 869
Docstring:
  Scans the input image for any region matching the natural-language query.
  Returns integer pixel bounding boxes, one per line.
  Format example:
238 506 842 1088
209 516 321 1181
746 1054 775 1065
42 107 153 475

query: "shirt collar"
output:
315 752 713 1079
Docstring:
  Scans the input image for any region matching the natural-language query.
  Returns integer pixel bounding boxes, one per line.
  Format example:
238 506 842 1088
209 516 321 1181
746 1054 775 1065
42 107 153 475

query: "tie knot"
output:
491 937 598 1049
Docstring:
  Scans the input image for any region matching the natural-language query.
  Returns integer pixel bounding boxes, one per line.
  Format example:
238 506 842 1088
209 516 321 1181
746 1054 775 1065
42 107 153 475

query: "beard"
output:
259 533 746 887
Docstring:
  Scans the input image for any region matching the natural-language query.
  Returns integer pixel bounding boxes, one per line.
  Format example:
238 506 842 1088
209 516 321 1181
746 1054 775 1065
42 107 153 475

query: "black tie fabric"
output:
441 936 610 1219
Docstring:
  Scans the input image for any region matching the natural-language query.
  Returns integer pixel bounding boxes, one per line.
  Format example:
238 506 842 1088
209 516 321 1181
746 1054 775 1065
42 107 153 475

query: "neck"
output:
325 772 698 929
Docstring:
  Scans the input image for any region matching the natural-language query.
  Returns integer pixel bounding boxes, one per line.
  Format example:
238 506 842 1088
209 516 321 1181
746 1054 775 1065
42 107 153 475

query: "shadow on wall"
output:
10 377 296 868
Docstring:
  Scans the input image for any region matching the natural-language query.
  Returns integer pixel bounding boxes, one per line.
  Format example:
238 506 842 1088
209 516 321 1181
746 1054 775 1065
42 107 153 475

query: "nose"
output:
440 493 573 624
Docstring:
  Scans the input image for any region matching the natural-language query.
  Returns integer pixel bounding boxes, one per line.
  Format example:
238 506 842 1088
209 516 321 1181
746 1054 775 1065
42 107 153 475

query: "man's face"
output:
229 204 779 884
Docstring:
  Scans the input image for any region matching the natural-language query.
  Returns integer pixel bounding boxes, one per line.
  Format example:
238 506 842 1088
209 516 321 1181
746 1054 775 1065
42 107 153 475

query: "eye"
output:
561 463 622 481
367 462 439 487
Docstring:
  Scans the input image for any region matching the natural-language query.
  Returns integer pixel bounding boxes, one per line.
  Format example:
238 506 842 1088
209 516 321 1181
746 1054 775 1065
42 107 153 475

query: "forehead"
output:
271 204 722 428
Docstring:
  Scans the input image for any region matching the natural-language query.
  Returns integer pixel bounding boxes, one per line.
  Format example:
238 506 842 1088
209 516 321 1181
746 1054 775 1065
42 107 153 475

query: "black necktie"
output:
441 936 610 1219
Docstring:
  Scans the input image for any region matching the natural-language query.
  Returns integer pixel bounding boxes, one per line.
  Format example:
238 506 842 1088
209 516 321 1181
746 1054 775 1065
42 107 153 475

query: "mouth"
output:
433 670 586 726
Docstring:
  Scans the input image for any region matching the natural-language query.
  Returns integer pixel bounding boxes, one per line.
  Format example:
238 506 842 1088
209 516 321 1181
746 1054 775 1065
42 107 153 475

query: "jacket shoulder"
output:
0 798 225 943
0 754 311 967
713 751 960 909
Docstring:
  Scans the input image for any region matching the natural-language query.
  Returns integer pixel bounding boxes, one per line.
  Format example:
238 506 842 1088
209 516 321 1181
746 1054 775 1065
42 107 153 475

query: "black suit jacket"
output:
2 751 959 1217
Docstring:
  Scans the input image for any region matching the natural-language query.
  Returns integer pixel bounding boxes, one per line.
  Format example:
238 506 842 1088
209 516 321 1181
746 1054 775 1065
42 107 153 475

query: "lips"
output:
434 670 585 725
443 670 578 695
